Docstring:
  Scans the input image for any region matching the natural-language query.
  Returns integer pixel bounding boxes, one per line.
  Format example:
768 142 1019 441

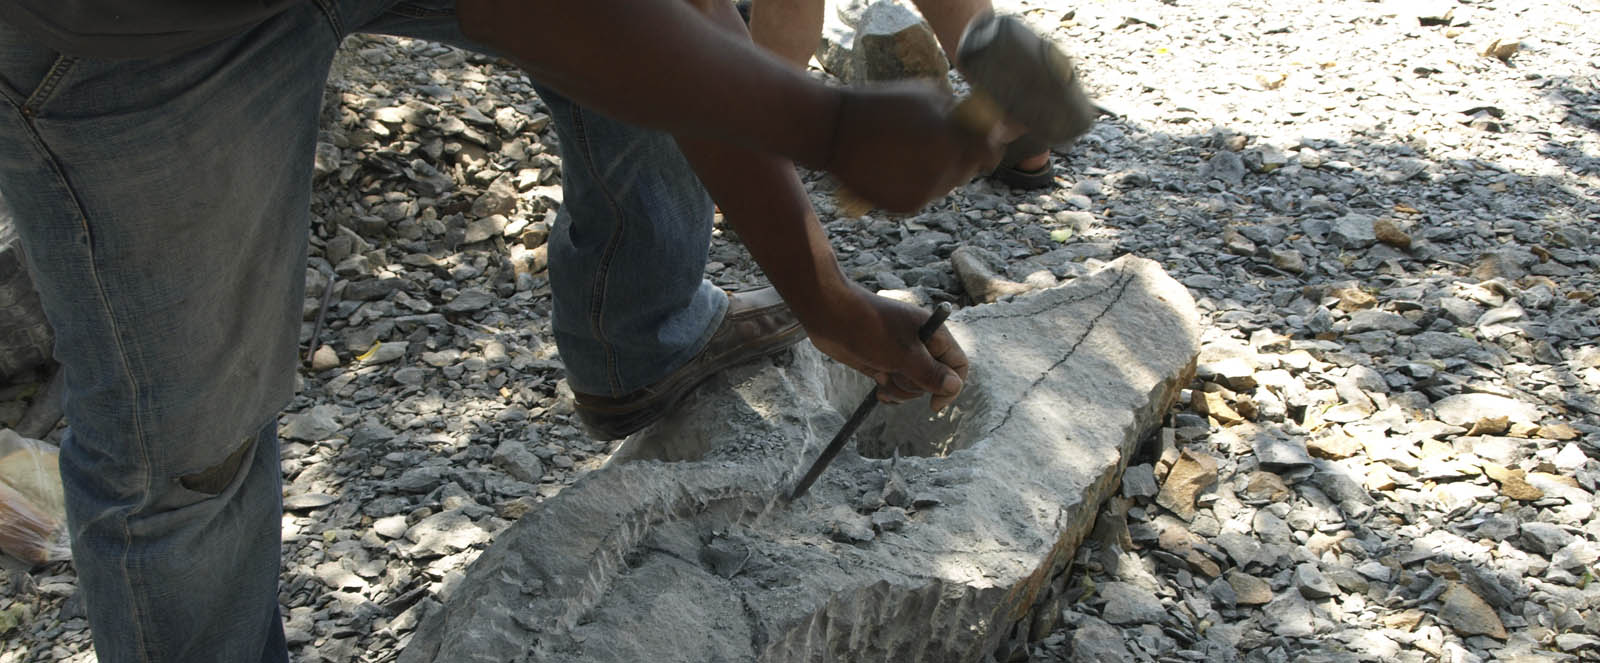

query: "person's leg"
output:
749 0 828 70
356 7 732 400
0 4 343 661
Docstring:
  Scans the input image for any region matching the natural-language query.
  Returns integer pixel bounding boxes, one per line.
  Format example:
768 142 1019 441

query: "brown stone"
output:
1156 450 1219 521
1537 422 1581 441
1222 229 1257 256
1333 285 1377 311
1308 430 1363 459
1482 463 1544 501
1381 609 1425 631
1439 583 1507 639
1507 422 1540 438
1194 390 1245 426
1465 416 1510 437
1366 465 1398 491
1226 569 1273 606
1306 531 1351 557
1241 471 1292 502
1373 218 1412 249
1481 37 1520 62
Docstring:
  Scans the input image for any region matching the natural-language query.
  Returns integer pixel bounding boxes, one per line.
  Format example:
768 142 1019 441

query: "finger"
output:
881 372 926 401
923 327 969 412
925 327 970 384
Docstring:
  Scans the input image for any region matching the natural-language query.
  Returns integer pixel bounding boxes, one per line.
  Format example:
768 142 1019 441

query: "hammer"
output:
837 11 1097 216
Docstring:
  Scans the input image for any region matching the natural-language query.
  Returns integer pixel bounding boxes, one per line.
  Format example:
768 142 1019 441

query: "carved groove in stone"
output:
401 256 1200 663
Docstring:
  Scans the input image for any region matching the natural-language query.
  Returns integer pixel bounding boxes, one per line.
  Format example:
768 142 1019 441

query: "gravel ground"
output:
1 0 1597 661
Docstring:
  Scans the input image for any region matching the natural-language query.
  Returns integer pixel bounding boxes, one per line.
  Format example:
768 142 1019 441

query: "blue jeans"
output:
0 1 725 660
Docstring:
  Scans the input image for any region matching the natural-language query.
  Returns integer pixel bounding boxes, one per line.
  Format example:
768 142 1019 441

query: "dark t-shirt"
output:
0 0 303 58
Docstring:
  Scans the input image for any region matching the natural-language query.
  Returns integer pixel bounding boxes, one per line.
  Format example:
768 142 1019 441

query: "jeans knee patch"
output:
179 437 253 495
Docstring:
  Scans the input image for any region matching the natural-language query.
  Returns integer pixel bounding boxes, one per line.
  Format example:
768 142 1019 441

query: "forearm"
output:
677 133 858 327
458 0 840 168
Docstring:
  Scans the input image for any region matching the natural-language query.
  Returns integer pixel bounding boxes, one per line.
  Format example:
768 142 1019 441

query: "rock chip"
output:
1438 583 1507 639
444 288 494 313
1254 434 1315 470
1373 218 1412 249
1226 569 1273 605
310 345 341 372
1099 581 1166 625
406 509 489 556
1329 214 1378 249
1121 464 1159 499
1070 616 1135 662
870 507 908 533
1520 522 1576 555
282 405 342 441
1156 450 1218 520
1432 393 1541 427
1204 151 1247 187
493 440 545 484
1295 563 1338 599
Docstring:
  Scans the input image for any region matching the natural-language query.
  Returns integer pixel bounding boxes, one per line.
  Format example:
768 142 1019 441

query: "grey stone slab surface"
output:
400 255 1199 663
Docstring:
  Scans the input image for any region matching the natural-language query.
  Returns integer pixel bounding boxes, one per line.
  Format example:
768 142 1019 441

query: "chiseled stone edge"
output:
401 255 1199 663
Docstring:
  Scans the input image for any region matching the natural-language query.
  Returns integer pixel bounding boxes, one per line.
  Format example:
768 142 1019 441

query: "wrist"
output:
796 86 848 170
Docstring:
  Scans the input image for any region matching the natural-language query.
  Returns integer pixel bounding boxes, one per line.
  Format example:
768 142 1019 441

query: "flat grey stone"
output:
1071 616 1135 662
1253 434 1314 470
1520 522 1576 555
405 509 489 557
1099 581 1166 625
1225 569 1272 605
1204 151 1247 186
1122 464 1159 499
493 440 545 484
1329 214 1378 249
282 405 342 442
284 493 337 511
1265 592 1316 637
1295 563 1338 599
850 0 948 90
1438 583 1507 639
400 257 1200 663
1432 393 1542 427
1345 310 1418 334
374 515 409 540
444 288 494 313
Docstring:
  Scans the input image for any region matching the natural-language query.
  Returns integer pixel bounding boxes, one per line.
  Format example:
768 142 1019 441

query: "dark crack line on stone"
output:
639 544 699 569
875 539 1038 558
737 590 769 656
984 267 1137 438
957 279 1109 323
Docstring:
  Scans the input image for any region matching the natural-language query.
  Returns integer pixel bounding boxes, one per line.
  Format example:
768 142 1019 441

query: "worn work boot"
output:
573 286 807 440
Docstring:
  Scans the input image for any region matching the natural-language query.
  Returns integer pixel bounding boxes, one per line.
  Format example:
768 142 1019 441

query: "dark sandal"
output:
989 161 1054 189
987 133 1056 189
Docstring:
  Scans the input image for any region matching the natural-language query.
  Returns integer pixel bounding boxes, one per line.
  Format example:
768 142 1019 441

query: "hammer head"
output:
956 12 1096 147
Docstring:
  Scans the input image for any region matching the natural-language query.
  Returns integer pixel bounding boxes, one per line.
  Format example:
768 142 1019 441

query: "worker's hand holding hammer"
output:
821 82 1008 214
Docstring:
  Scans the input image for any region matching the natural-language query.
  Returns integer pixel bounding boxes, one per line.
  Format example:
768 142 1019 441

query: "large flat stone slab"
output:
400 255 1199 663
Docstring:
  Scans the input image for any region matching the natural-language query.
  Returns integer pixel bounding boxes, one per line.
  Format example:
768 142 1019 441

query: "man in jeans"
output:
0 0 995 661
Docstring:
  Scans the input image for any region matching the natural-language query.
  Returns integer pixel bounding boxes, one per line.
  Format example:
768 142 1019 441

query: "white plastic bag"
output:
0 428 69 565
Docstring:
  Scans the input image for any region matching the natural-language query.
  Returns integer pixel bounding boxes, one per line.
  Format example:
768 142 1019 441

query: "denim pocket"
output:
0 21 75 113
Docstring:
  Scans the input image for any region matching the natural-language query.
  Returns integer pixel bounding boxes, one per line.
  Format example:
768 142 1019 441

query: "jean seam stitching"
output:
20 55 75 117
570 106 628 395
13 107 156 661
389 3 457 19
308 0 345 39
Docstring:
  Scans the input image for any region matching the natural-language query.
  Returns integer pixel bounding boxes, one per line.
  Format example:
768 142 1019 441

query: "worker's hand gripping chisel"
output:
788 303 952 501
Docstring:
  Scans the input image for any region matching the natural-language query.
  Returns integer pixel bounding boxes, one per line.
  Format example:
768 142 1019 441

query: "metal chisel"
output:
788 303 952 501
